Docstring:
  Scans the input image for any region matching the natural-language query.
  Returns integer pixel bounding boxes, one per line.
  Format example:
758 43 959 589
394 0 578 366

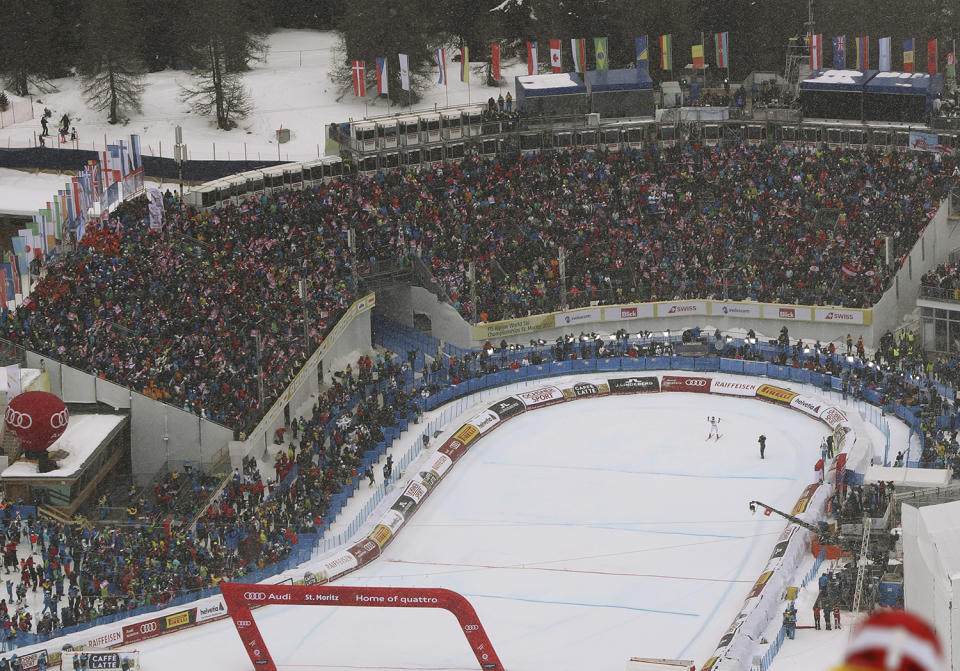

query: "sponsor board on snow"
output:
346 538 381 565
378 509 406 534
819 405 847 428
561 381 607 398
391 494 418 519
603 304 655 320
196 599 228 623
789 395 822 418
553 307 603 328
791 483 821 516
660 376 712 393
122 618 162 644
606 377 660 393
466 409 500 434
813 307 865 324
320 551 358 580
711 380 760 397
452 423 480 445
756 384 798 404
439 437 469 461
487 396 524 420
657 301 707 317
368 524 393 548
516 386 565 408
165 610 193 630
747 570 774 599
426 452 453 479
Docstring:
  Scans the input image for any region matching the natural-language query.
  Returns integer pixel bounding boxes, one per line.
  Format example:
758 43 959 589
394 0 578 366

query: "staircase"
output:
851 516 872 615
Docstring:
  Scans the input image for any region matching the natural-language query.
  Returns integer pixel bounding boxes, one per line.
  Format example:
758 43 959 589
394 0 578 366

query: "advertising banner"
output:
377 509 406 535
438 436 469 462
712 302 761 318
319 551 358 581
761 304 812 321
487 396 525 420
791 483 822 516
813 307 867 325
82 628 124 649
391 493 419 518
711 379 760 397
452 423 480 446
466 409 500 434
426 452 453 479
516 386 566 408
368 524 393 548
657 301 707 317
909 131 948 153
554 307 603 328
196 598 228 624
471 313 556 340
603 304 655 320
661 375 712 393
789 394 824 418
562 381 610 398
163 609 194 632
15 650 49 671
346 538 381 565
756 384 799 404
122 617 163 644
607 376 660 393
818 405 847 429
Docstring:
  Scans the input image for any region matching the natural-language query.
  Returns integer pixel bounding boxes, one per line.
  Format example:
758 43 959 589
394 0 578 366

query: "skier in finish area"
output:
707 416 721 441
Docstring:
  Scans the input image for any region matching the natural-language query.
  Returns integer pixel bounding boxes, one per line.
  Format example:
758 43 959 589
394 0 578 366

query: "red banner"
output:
660 376 712 393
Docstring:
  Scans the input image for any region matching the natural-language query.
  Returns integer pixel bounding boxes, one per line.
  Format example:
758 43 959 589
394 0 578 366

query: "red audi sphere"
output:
4 391 69 454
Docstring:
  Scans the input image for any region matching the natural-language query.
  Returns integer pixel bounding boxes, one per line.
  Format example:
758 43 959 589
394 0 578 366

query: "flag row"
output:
809 36 956 76
348 33 733 97
2 134 144 305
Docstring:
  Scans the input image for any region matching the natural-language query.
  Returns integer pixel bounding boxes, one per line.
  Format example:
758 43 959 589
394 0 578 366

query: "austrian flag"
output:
352 60 366 97
841 262 858 278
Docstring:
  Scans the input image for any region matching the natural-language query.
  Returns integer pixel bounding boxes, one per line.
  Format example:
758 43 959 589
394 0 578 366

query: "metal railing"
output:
918 284 960 303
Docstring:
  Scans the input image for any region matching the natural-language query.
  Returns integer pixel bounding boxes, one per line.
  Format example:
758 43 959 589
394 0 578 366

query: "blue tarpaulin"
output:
584 68 654 92
800 69 877 92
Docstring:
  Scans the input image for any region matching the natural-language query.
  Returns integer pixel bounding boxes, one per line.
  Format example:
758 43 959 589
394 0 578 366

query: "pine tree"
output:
0 0 56 96
79 0 146 124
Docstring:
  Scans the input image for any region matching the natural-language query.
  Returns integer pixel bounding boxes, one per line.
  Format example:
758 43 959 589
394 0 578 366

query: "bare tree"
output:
0 0 56 96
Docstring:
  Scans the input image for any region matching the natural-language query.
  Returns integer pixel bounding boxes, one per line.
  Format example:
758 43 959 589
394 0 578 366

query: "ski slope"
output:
132 392 829 671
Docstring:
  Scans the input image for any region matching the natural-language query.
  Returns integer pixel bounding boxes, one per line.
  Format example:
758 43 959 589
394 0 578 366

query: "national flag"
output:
928 39 938 73
491 43 501 80
549 39 562 73
460 46 469 83
351 60 366 97
129 134 141 172
398 53 410 91
11 237 27 276
903 38 915 71
106 144 123 184
594 37 608 70
833 36 845 69
948 52 956 78
878 37 891 71
436 48 447 85
691 41 704 69
635 36 649 72
763 508 772 516
0 266 6 304
0 264 13 303
841 263 858 278
526 41 538 75
7 254 19 296
571 38 586 72
855 36 868 71
375 57 388 95
714 32 729 69
660 34 673 70
810 34 822 70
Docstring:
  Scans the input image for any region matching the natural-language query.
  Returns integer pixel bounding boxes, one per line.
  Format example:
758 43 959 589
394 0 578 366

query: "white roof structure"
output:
2 413 126 479
516 73 584 90
915 499 960 580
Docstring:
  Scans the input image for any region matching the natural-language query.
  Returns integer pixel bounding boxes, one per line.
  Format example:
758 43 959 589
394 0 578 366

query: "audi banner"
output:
660 376 712 393
606 377 660 394
123 616 164 644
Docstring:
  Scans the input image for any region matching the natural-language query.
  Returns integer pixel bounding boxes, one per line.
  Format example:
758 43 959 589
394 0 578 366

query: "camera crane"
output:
749 500 833 545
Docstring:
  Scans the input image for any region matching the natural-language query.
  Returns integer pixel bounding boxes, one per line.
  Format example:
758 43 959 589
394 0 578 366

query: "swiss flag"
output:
550 39 562 73
763 508 772 516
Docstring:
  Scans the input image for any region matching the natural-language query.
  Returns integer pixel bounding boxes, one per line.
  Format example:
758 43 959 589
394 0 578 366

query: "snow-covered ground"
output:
128 390 838 671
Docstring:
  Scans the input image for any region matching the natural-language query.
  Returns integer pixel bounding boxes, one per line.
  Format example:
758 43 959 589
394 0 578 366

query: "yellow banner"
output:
471 313 556 340
165 612 191 629
452 424 480 445
756 384 799 404
369 524 393 548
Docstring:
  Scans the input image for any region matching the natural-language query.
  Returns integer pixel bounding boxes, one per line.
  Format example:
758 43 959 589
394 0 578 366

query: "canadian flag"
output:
550 39 562 73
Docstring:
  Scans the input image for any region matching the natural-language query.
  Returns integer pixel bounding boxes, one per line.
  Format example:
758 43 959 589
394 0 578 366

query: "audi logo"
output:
237 620 252 627
244 592 267 601
684 380 708 387
50 409 68 429
139 622 158 634
5 408 32 429
464 624 479 632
